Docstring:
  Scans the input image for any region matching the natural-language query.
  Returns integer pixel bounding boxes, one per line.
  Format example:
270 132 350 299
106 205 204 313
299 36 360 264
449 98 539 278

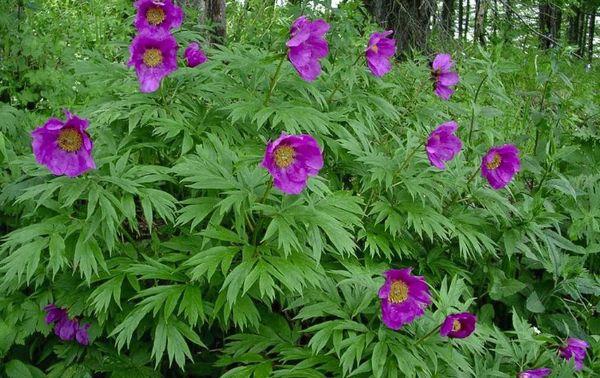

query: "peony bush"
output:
0 0 598 377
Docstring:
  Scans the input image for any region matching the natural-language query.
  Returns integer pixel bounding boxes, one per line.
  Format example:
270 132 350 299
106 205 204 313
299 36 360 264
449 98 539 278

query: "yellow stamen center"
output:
143 48 163 68
371 44 379 53
389 280 409 304
146 7 166 26
452 319 461 332
57 128 83 152
486 153 502 170
274 145 295 168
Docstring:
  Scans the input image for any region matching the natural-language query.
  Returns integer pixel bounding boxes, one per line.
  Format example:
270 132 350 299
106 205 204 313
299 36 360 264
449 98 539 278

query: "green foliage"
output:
0 0 598 376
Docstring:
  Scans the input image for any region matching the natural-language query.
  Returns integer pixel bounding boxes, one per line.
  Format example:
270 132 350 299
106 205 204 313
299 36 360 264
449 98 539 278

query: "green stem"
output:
414 324 442 346
533 80 550 154
390 141 425 188
445 166 480 208
467 74 488 153
252 180 273 249
327 53 364 105
264 54 286 106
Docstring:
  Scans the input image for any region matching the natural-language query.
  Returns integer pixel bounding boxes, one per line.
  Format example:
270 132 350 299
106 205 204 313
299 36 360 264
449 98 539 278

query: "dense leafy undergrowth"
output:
1 0 599 377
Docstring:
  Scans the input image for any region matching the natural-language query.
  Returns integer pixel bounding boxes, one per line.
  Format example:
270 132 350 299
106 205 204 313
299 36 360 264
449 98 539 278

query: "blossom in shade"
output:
425 121 462 170
559 337 589 371
184 42 207 67
431 53 459 100
378 268 431 330
518 368 552 378
261 133 324 195
128 30 178 93
76 323 91 345
54 317 78 341
365 30 396 77
134 0 183 33
286 16 330 82
31 111 95 177
440 312 477 339
44 304 68 324
481 144 521 189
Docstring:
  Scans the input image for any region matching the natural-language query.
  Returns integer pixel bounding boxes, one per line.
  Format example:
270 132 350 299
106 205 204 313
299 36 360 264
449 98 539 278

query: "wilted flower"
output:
44 304 68 324
378 268 431 330
440 312 477 339
184 42 207 67
54 317 78 341
286 16 330 82
425 121 462 170
261 133 324 195
365 30 396 77
481 144 521 189
134 0 183 33
128 30 178 93
559 337 589 371
31 111 95 177
518 368 552 378
431 53 459 100
76 323 91 345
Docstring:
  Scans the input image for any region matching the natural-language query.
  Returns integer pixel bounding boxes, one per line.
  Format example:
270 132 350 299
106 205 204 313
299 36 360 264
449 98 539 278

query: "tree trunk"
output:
474 0 487 44
204 0 227 44
441 0 456 37
458 0 464 39
538 1 561 49
568 5 582 46
588 9 597 60
365 0 435 55
464 0 470 40
579 13 588 56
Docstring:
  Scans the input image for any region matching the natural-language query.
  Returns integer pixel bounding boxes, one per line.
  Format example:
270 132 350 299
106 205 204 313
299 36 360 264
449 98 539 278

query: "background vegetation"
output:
0 0 598 376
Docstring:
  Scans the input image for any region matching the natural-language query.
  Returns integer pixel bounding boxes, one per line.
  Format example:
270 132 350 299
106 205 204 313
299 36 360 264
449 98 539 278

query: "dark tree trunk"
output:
579 13 589 56
458 0 464 39
588 9 597 60
568 5 582 46
442 0 456 37
539 1 561 49
464 0 470 40
474 0 487 44
365 0 435 54
204 0 227 44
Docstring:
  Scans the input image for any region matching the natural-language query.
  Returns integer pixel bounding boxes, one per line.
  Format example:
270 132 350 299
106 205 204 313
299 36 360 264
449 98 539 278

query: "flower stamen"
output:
57 128 83 152
146 7 166 26
486 153 502 170
452 319 461 332
274 145 296 168
389 280 409 304
143 48 163 68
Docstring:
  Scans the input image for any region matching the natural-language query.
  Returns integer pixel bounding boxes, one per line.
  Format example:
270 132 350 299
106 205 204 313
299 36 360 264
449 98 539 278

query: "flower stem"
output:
327 53 364 105
264 54 286 106
466 74 488 156
252 180 273 250
414 324 442 346
391 141 425 188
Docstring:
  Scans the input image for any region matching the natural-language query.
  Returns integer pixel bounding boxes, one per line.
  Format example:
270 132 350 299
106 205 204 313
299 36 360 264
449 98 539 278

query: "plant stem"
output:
467 74 488 154
391 141 425 188
414 324 442 346
327 53 364 105
264 54 286 106
533 79 550 154
252 180 273 249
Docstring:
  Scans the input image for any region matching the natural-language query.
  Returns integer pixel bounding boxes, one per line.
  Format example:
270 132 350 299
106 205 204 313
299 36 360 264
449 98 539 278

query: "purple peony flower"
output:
481 144 521 190
54 317 78 341
286 16 330 82
134 0 183 33
365 30 396 77
378 268 431 330
128 30 178 93
261 133 324 195
431 53 459 100
425 121 462 170
75 323 91 346
184 42 207 68
44 304 68 324
31 111 95 177
440 312 477 339
518 368 552 378
559 337 589 371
